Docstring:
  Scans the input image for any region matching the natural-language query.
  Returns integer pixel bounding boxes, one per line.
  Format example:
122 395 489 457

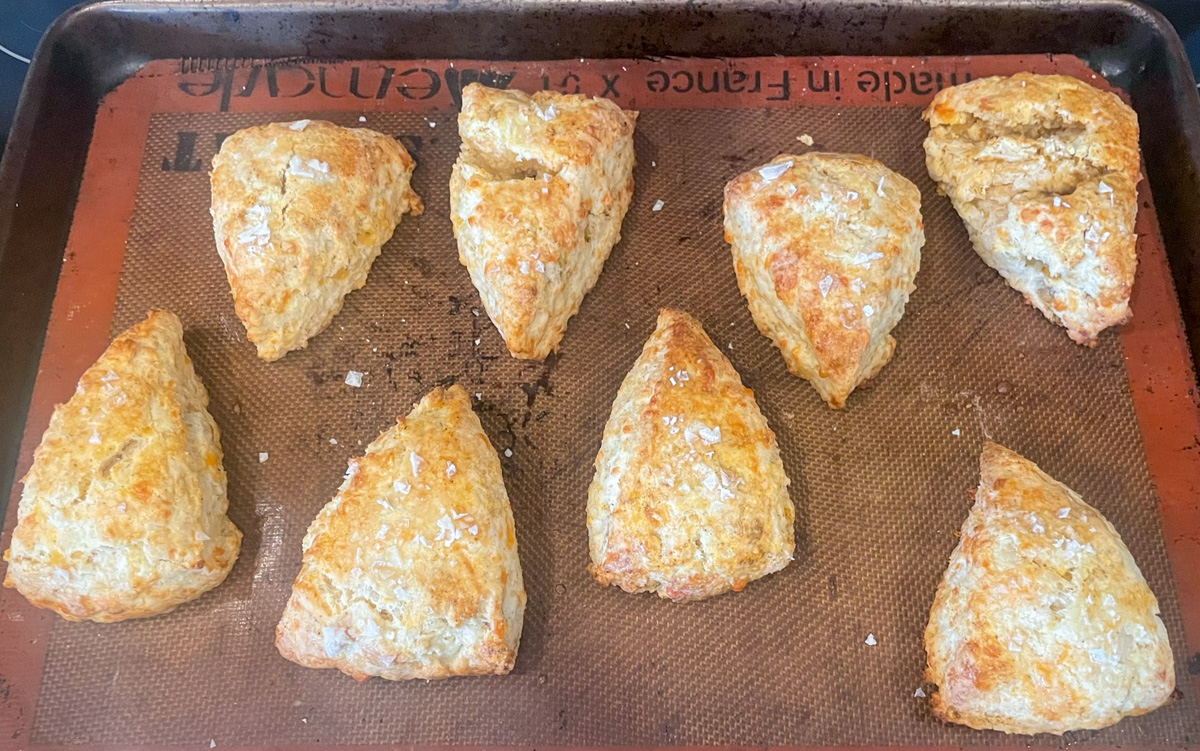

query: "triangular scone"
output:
3 310 241 622
450 83 637 359
724 153 924 408
925 442 1174 734
276 385 525 681
924 73 1140 346
587 309 794 601
211 120 423 361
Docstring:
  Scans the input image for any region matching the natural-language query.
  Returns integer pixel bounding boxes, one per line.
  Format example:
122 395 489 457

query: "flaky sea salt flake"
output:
758 160 792 182
819 274 835 297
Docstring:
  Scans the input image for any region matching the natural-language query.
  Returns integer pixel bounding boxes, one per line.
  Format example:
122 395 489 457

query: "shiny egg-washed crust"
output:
923 73 1140 346
925 442 1174 735
587 309 794 602
275 385 526 681
211 120 423 361
450 83 637 360
2 310 241 622
724 153 924 408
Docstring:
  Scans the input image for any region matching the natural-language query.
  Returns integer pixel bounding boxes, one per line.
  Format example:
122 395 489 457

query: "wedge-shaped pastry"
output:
924 73 1140 346
276 385 525 681
2 310 241 622
588 309 794 601
925 442 1174 734
450 83 637 359
211 120 423 361
724 152 924 408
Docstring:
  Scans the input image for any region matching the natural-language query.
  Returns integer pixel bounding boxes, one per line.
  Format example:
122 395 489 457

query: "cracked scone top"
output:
275 385 525 681
588 309 794 601
450 83 637 359
211 120 423 361
925 442 1174 734
923 73 1140 346
3 310 241 622
724 152 924 408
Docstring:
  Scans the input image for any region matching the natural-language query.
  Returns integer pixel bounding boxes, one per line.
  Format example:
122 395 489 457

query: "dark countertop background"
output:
1 0 1200 156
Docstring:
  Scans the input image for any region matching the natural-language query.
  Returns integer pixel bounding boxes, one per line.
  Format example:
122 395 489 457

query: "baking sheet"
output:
2 55 1199 747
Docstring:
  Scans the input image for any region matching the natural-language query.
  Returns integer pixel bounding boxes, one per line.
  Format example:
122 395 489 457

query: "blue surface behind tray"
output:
0 0 1199 155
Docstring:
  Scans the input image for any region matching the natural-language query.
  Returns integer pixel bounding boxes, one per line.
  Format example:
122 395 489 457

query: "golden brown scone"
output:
587 309 794 602
724 153 924 408
450 83 637 359
2 311 241 622
923 73 1140 346
211 120 423 361
925 442 1174 734
275 385 525 681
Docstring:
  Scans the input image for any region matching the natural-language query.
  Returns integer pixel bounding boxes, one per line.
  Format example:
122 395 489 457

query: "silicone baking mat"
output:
2 55 1200 749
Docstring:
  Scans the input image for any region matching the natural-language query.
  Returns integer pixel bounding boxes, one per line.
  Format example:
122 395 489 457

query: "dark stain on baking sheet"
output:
15 60 1200 746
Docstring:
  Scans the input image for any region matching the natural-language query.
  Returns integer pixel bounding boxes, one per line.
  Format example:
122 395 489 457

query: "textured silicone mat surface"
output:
11 59 1200 747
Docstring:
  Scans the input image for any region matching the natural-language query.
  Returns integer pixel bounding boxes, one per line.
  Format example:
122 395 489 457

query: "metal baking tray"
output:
3 1 1200 750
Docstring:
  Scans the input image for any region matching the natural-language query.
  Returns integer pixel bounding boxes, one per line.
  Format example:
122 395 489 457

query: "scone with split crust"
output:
587 309 794 602
450 83 637 359
276 385 525 681
724 152 924 408
3 310 241 622
925 442 1174 734
211 120 423 361
924 73 1140 345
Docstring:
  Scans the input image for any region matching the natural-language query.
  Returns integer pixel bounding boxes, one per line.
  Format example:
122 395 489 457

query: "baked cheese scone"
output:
275 384 525 681
2 310 241 622
587 309 794 601
450 83 637 359
724 152 924 408
211 120 423 361
925 442 1174 734
924 73 1140 346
